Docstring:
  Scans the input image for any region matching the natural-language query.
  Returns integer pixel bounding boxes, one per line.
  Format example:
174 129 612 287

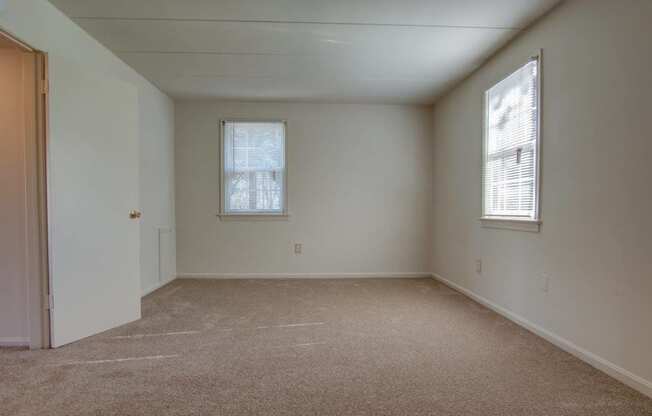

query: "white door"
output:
48 57 141 347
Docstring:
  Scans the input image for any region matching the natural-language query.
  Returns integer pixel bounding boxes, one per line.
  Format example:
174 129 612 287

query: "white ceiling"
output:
49 0 561 104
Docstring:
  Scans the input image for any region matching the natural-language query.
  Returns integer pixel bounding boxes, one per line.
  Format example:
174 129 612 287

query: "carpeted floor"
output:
1 278 651 415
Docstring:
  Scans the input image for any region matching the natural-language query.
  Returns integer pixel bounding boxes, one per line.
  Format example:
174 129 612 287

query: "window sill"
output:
479 217 541 233
217 212 290 221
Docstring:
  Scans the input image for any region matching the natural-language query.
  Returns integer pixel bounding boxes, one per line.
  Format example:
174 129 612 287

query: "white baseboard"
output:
141 276 176 297
0 337 29 347
178 272 432 280
431 273 652 399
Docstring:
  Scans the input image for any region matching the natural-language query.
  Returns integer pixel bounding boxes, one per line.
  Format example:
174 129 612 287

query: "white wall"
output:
0 0 176 299
139 92 176 295
176 101 432 277
431 0 652 396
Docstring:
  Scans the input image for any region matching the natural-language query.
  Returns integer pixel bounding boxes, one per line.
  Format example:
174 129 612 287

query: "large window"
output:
482 54 541 221
220 120 286 215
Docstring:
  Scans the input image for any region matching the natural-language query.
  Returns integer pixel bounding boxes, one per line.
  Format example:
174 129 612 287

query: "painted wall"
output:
176 101 432 277
0 0 176 299
139 91 176 295
0 49 28 345
431 0 652 396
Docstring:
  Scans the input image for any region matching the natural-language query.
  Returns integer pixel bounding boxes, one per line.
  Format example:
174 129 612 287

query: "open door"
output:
48 56 141 347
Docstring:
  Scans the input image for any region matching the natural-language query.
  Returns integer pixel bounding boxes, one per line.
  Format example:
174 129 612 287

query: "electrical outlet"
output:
294 243 302 254
475 259 482 274
540 274 549 293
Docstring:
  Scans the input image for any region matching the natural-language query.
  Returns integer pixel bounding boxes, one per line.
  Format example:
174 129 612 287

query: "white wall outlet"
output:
475 259 482 274
540 274 550 293
294 243 302 254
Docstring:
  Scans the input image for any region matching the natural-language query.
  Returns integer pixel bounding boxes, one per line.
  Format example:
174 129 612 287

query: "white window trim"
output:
480 50 543 232
479 217 541 233
217 119 289 219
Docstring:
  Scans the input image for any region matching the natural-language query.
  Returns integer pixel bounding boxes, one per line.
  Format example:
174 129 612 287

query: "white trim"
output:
431 273 652 399
178 272 432 280
534 49 543 221
479 217 541 232
0 337 30 347
217 212 290 221
141 276 176 297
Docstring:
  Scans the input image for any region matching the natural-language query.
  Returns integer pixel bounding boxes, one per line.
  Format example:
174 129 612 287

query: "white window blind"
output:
483 56 540 219
221 121 286 214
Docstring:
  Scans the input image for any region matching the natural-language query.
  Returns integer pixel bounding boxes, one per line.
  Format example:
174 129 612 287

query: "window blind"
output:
222 121 286 213
483 57 540 219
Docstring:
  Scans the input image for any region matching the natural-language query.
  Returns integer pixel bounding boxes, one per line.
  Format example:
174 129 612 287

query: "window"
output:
220 120 286 215
482 54 541 223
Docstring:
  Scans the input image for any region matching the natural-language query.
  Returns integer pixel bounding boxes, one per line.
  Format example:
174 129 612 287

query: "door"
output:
48 56 141 347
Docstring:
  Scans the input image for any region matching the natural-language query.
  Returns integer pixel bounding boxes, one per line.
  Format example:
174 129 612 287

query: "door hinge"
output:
46 294 54 310
41 80 49 95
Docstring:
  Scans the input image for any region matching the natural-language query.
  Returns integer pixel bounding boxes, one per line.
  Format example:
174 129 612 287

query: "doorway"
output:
0 29 50 349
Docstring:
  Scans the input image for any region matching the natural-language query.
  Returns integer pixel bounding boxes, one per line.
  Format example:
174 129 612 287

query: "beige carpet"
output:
1 278 651 415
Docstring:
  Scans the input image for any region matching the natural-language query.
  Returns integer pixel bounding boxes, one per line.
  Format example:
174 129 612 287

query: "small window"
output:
482 54 541 222
220 120 287 215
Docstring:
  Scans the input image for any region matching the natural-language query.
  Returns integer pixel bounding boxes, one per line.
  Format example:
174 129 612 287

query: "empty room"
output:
1 0 651 415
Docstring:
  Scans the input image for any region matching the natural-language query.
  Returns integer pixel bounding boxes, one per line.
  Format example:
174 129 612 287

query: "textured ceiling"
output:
49 0 561 103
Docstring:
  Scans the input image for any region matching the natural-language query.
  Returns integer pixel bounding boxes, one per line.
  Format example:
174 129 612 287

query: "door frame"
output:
1 28 51 349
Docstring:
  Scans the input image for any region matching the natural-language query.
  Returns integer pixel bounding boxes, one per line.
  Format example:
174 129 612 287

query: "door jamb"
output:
33 50 51 349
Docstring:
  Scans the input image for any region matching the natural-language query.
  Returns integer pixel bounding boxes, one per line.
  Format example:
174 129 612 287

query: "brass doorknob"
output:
129 210 142 219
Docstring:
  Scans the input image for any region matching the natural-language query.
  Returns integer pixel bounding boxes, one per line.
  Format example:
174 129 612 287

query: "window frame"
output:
480 50 543 232
218 119 289 218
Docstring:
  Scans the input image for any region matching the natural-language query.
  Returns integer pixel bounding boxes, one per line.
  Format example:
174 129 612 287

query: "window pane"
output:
483 58 539 219
226 172 250 211
254 171 283 210
231 123 284 171
223 121 285 213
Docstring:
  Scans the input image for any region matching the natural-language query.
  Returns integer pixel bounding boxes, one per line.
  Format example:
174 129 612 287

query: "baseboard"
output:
0 337 30 347
178 272 432 280
431 273 652 399
141 276 177 297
